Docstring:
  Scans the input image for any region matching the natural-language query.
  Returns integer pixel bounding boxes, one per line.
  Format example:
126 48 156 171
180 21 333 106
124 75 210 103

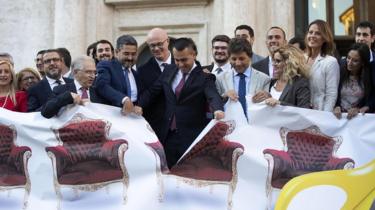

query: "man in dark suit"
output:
27 49 74 112
95 35 142 115
252 26 287 78
235 25 264 64
138 38 225 168
137 28 174 139
355 21 375 111
202 35 231 76
41 55 102 118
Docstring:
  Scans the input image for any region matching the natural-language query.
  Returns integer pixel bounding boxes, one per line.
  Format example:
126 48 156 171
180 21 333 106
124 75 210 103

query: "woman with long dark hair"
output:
333 43 373 119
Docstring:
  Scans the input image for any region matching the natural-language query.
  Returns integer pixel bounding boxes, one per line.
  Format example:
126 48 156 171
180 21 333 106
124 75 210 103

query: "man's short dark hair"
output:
289 36 306 51
86 42 97 56
93 39 115 58
116 35 138 49
173 37 198 55
56 47 72 68
356 21 374 35
211 35 230 46
228 38 253 58
43 49 63 58
268 26 287 40
234 25 254 37
36 50 46 56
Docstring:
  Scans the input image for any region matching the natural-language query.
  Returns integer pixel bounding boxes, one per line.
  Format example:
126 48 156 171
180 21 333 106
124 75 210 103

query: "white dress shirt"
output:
212 62 231 76
155 52 172 72
46 76 65 90
268 56 274 78
74 80 90 100
172 63 197 92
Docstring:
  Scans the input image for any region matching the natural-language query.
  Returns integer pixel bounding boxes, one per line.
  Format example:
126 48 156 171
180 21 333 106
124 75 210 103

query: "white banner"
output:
0 101 374 210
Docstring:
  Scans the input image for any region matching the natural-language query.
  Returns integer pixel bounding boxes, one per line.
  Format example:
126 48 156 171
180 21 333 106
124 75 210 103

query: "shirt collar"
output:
234 66 252 77
46 76 64 86
74 80 83 91
213 62 231 72
155 52 172 66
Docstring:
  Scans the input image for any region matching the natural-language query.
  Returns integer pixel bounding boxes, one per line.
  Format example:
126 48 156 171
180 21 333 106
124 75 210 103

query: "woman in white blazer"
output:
305 19 340 111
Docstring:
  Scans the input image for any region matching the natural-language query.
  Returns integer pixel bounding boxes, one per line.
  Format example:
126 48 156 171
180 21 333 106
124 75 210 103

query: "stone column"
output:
54 0 87 60
0 0 54 70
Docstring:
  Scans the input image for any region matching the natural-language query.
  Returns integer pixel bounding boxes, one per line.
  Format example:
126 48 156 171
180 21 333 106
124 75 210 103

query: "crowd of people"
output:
0 19 374 168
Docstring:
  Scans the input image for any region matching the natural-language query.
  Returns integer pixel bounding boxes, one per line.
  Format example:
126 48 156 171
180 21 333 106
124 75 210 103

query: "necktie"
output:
216 67 223 74
170 73 187 130
175 73 187 98
238 73 247 118
81 87 88 99
124 68 132 98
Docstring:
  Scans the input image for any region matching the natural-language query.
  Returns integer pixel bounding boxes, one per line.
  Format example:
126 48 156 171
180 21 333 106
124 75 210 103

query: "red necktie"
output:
81 87 88 99
170 73 187 130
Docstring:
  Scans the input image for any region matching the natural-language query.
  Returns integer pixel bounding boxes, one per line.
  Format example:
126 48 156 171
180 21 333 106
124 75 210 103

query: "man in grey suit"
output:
216 38 270 117
252 26 287 78
234 25 264 64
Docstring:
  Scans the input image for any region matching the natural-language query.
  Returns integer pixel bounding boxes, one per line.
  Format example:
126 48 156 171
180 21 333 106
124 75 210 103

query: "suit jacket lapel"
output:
279 82 292 101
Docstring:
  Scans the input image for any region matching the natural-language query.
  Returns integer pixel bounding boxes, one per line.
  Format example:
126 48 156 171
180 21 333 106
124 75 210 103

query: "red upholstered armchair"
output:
45 114 129 209
263 125 355 208
0 124 32 210
145 121 244 210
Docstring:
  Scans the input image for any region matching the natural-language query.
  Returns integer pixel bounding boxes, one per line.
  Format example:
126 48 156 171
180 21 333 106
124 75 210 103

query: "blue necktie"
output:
238 73 247 118
124 68 131 98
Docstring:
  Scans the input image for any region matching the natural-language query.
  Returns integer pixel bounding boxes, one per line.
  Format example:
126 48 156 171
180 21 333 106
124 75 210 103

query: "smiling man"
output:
252 26 287 78
202 35 231 76
137 28 174 139
27 49 74 111
41 55 102 118
94 40 115 63
216 38 270 117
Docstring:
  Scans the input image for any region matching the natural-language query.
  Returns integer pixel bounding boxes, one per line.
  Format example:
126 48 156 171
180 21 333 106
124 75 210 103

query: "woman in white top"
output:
305 19 340 111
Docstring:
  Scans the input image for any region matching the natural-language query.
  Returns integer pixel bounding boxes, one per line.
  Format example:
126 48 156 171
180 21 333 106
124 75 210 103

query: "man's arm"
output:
41 90 74 118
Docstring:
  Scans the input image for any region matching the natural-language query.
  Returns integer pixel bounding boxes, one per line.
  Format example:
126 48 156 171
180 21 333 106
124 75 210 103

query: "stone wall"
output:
0 0 294 70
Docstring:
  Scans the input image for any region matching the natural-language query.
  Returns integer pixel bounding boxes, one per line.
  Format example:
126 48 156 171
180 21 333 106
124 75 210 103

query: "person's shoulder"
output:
252 57 268 67
252 68 270 79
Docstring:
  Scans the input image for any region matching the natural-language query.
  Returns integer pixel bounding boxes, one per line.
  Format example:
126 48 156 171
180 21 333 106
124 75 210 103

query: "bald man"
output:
138 28 175 139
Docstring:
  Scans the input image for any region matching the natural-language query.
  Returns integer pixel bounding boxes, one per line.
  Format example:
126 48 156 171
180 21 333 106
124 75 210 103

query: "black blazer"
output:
252 57 270 76
270 76 311 108
95 59 140 107
139 63 224 144
137 57 174 139
201 63 214 72
41 82 102 118
27 77 73 112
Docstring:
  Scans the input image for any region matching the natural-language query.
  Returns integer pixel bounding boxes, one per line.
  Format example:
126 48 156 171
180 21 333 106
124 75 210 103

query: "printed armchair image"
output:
45 114 129 209
263 125 355 209
146 121 244 210
0 124 32 210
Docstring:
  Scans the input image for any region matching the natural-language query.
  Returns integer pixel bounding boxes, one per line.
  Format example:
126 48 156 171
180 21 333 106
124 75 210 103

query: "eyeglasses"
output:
148 39 168 49
43 57 61 65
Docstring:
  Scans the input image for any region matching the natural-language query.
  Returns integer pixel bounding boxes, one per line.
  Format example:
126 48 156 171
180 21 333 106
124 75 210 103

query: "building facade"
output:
0 0 373 70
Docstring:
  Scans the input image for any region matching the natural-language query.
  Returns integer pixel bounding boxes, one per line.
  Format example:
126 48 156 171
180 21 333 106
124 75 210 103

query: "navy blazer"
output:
41 82 103 118
139 62 224 143
252 56 270 76
137 57 174 139
27 77 73 112
95 59 140 107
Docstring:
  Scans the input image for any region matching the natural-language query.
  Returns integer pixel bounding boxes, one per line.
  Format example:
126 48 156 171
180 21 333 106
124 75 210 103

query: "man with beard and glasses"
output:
93 39 115 63
95 35 142 116
202 35 231 76
252 26 287 78
27 49 74 111
137 28 174 139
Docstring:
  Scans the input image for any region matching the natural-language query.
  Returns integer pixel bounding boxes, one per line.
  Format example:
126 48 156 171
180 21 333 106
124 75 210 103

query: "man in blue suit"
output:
95 35 142 115
355 21 375 111
138 28 174 139
138 38 225 168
